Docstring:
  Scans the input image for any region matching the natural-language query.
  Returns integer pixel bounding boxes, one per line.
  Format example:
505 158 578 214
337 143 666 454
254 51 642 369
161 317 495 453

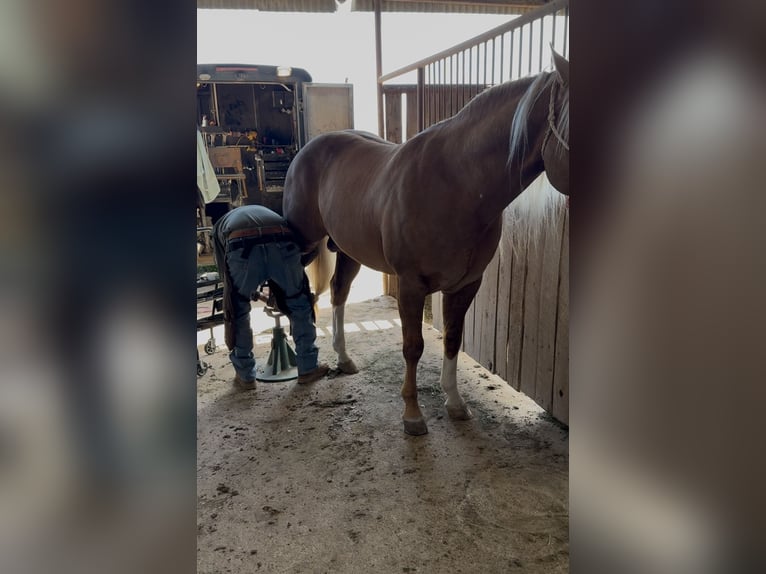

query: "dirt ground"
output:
197 295 568 573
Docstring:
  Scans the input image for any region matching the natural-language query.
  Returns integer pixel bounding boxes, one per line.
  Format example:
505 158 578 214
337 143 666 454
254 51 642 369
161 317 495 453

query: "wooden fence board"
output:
507 238 527 390
479 252 500 371
495 242 513 381
462 297 477 356
389 275 399 300
405 91 418 141
471 273 488 366
520 232 543 400
534 206 566 412
384 92 402 144
552 210 569 424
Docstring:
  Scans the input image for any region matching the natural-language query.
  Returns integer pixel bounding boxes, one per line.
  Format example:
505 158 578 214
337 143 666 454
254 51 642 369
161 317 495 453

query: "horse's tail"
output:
306 237 336 301
501 173 567 260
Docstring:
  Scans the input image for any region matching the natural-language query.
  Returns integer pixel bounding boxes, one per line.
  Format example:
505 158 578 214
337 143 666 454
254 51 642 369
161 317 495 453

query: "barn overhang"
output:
351 0 546 15
197 0 341 12
197 0 545 14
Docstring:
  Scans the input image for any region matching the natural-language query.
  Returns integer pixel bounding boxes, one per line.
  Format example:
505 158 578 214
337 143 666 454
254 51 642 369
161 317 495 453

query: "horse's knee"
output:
330 276 350 306
403 336 424 363
443 330 462 358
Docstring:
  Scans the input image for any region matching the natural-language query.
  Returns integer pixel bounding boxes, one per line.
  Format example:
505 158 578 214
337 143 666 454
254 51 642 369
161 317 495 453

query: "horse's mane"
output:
503 70 568 259
509 70 556 167
457 79 530 118
549 80 569 159
444 70 568 168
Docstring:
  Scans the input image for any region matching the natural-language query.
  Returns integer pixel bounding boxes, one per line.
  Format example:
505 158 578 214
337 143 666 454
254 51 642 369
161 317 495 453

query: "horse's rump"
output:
284 130 398 274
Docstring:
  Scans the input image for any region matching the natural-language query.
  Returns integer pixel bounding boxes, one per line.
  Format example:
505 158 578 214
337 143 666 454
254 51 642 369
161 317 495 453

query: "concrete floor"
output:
197 296 568 573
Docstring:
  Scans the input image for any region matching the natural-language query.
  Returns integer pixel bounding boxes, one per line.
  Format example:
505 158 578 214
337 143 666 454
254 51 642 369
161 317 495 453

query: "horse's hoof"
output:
403 418 429 436
337 359 359 374
446 403 473 421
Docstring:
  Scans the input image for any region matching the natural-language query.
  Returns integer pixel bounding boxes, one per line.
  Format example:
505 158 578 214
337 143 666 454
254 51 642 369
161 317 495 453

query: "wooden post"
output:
405 89 418 140
384 92 402 143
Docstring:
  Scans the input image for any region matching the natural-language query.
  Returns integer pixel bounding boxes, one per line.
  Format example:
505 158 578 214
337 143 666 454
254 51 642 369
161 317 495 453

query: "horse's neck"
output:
446 78 550 226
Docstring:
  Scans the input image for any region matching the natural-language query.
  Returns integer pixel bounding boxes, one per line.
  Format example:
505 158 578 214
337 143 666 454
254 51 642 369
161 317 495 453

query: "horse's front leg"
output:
331 252 361 374
397 280 428 435
441 279 482 420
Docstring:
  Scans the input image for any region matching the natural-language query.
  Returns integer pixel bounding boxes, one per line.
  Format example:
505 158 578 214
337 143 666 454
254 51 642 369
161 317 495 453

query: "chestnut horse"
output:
283 53 569 435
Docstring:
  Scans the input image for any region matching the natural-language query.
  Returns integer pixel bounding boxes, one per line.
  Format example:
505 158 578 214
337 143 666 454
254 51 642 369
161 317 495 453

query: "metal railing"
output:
378 0 569 138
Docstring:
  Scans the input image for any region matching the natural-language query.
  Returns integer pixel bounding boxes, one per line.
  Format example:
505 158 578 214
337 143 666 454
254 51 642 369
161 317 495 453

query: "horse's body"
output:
283 54 569 435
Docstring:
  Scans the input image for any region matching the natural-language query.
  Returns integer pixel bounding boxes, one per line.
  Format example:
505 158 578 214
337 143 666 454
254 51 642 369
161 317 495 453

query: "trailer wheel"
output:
197 360 209 377
205 339 217 355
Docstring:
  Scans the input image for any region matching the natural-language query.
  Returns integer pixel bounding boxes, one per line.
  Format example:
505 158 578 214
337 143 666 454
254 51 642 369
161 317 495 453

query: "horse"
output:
283 52 569 435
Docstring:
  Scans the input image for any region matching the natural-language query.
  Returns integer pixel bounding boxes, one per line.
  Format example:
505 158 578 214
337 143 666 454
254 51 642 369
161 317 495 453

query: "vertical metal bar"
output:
527 23 533 76
417 67 424 132
449 55 453 116
538 16 545 72
468 46 473 101
441 58 446 119
444 58 448 118
426 64 431 127
563 8 569 58
474 44 479 97
454 54 459 114
510 30 515 80
424 65 428 128
483 41 488 88
439 58 442 120
437 60 441 122
432 63 437 127
491 37 496 85
552 8 558 55
374 0 384 137
461 50 466 109
500 33 505 83
436 61 444 122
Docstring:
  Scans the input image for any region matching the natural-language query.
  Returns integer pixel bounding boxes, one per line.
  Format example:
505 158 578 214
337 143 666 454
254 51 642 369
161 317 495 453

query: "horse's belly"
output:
320 188 395 274
332 232 394 275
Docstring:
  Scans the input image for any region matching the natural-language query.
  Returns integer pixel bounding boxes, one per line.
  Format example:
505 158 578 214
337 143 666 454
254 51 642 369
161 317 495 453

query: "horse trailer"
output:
197 64 353 219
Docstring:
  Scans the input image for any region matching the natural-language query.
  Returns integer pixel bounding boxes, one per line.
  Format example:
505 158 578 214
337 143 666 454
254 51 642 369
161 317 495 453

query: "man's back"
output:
214 205 286 244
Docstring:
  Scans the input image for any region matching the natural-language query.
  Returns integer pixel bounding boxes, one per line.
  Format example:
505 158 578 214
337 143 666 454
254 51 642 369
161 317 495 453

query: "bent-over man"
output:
212 205 329 389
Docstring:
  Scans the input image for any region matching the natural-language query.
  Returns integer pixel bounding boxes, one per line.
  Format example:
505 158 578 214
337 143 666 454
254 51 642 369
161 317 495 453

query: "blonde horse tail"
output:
501 172 567 260
306 237 336 307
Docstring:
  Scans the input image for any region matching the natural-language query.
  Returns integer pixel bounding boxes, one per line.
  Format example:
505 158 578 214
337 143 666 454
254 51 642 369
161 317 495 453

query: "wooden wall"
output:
432 201 569 424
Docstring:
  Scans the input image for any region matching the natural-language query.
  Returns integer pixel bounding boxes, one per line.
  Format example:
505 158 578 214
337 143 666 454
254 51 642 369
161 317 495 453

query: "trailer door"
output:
302 83 354 142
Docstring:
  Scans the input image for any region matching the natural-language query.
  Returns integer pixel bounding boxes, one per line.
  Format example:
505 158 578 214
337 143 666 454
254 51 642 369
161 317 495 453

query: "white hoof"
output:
445 402 473 421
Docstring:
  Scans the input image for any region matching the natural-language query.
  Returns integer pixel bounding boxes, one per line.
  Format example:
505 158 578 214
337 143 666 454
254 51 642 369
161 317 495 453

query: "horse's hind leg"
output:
330 251 362 374
441 279 482 420
398 279 428 435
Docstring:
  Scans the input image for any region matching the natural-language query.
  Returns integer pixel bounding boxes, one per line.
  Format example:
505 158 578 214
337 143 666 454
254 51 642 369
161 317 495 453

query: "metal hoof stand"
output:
256 305 298 382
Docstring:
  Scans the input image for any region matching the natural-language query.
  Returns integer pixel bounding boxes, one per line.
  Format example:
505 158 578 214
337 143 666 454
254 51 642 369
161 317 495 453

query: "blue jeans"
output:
225 241 319 380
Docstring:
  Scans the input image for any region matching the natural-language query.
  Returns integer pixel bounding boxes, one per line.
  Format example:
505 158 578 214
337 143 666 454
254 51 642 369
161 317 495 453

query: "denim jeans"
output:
224 240 318 380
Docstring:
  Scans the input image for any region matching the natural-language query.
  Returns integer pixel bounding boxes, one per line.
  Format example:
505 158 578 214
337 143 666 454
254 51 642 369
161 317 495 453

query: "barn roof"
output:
351 0 547 15
197 0 548 14
197 0 339 11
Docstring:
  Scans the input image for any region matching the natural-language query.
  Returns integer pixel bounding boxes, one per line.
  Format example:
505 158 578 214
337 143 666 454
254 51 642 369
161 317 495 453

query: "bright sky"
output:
197 5 514 132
